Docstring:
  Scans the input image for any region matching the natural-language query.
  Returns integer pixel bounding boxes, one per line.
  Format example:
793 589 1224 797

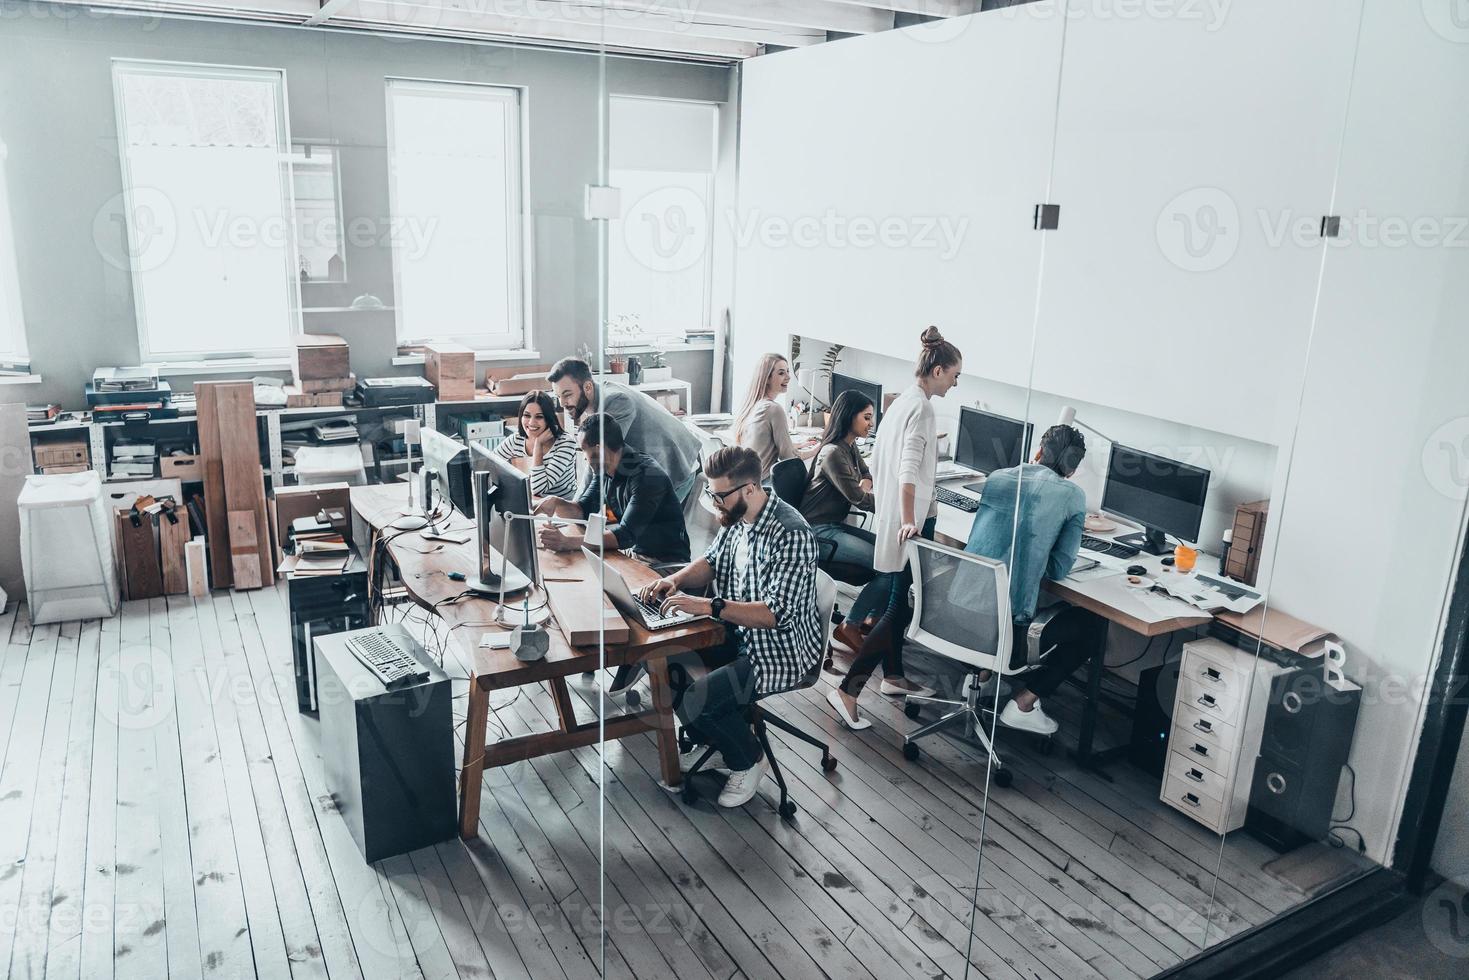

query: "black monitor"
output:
955 407 1032 475
467 443 536 594
830 372 883 429
1101 444 1211 555
420 428 472 517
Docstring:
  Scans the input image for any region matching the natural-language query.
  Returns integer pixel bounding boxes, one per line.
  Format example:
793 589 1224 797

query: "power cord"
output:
1327 764 1367 854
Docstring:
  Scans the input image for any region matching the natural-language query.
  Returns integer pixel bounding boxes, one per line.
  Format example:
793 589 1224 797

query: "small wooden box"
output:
159 454 203 481
1224 499 1268 586
424 342 476 402
34 439 89 469
292 334 351 382
284 386 346 408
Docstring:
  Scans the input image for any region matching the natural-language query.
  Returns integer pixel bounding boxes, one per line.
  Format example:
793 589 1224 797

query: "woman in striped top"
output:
495 390 579 499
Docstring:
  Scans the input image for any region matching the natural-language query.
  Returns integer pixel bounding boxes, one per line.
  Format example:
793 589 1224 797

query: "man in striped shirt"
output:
641 446 823 808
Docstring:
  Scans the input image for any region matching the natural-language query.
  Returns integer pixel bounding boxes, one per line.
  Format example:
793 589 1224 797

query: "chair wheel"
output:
778 800 798 820
681 784 699 806
993 767 1014 789
903 742 920 762
821 755 838 773
678 732 694 754
904 702 921 720
624 688 641 708
823 656 837 673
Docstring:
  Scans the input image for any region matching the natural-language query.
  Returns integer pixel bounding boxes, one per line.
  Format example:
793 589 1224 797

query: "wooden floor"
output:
0 587 1353 980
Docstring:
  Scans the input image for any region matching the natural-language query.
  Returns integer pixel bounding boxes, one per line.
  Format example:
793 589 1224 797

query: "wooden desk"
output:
350 484 725 839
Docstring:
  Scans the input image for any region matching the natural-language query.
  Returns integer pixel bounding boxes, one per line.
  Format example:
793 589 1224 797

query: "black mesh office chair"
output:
769 456 875 587
679 571 840 818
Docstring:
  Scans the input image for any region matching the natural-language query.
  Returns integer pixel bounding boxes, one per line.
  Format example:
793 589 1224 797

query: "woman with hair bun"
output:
828 326 963 730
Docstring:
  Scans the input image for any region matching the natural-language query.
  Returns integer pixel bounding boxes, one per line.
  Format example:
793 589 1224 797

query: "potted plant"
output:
641 342 674 383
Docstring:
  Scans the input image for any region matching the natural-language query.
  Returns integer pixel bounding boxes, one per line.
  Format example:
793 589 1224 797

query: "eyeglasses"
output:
704 482 753 505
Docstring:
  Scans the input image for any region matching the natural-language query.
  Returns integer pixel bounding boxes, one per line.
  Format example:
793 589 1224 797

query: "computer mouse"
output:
1126 564 1148 576
1161 556 1176 567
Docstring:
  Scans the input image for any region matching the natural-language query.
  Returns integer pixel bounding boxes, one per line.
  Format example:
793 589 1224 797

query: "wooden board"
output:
115 509 163 599
185 537 208 595
212 381 274 591
292 333 350 381
228 510 262 589
543 578 630 646
194 382 233 589
159 505 192 595
0 402 34 600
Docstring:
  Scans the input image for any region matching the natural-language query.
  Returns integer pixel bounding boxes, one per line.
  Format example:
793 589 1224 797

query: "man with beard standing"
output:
640 446 823 808
546 357 704 502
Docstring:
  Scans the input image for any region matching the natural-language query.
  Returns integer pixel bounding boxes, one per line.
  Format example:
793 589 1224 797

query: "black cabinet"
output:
287 551 369 712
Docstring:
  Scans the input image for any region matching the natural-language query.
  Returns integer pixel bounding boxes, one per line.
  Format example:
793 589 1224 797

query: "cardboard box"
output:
159 454 203 481
292 334 351 382
33 439 89 469
424 342 476 401
284 386 346 408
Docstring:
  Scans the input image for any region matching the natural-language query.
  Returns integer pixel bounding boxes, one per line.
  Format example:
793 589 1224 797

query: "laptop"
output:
581 548 709 630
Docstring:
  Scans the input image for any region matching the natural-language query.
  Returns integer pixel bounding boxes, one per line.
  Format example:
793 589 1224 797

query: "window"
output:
608 96 718 339
386 79 526 350
113 61 299 361
291 142 346 284
0 138 25 362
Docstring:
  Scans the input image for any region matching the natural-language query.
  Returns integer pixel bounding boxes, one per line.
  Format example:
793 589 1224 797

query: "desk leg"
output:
646 658 682 789
1073 617 1115 781
459 677 489 839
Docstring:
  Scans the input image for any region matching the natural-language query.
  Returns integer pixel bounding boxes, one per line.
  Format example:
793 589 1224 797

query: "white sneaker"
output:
879 677 936 698
999 698 1059 736
679 746 728 774
826 688 872 731
717 756 769 808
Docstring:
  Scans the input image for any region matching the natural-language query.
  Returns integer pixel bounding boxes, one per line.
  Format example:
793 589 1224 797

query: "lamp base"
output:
389 510 431 531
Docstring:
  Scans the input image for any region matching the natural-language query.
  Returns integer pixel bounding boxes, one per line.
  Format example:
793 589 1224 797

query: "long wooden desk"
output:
350 484 725 838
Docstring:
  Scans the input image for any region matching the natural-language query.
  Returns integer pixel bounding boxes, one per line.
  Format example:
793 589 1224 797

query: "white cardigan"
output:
870 384 937 573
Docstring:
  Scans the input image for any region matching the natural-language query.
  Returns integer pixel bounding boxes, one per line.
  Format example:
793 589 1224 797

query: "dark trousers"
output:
1009 611 1102 699
839 517 936 696
669 636 762 772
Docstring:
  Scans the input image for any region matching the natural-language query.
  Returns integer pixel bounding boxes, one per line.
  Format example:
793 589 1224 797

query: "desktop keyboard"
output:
935 487 979 512
347 630 430 686
1080 535 1140 559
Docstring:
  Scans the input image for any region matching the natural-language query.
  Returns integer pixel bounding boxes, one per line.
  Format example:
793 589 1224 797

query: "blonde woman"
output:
733 352 818 479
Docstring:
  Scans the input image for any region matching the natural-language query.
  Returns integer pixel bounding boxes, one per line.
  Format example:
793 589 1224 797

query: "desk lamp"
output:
1056 405 1116 446
390 418 431 531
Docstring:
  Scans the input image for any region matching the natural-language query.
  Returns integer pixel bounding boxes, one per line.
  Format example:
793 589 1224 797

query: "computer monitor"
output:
830 372 883 430
955 407 1033 475
1101 444 1211 555
467 443 536 594
420 428 472 517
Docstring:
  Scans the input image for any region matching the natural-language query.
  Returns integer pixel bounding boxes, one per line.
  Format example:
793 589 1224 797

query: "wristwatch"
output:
709 597 726 621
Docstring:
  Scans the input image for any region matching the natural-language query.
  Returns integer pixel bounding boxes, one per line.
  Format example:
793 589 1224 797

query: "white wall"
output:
736 0 1469 866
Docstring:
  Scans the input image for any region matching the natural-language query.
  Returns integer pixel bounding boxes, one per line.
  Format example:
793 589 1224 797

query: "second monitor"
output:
831 372 883 429
1101 443 1211 555
467 443 536 594
955 407 1033 475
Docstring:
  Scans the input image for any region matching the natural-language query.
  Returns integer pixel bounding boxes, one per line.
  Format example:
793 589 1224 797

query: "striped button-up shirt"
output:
702 494 823 695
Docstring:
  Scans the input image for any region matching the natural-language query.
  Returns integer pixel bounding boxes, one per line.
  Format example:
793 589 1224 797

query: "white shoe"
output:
826 688 872 731
717 756 769 808
879 677 936 698
679 746 728 774
999 698 1059 736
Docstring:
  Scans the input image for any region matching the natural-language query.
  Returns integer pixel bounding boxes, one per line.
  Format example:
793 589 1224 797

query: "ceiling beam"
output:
822 0 980 18
304 0 353 26
571 0 896 36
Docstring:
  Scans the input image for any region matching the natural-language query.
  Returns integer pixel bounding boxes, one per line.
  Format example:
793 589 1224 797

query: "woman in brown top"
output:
733 352 819 478
799 389 878 570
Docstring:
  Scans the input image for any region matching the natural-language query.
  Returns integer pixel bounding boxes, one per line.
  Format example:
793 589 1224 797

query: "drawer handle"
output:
1266 772 1288 795
1201 667 1223 684
1197 694 1218 709
1193 720 1213 734
1283 692 1303 714
1185 768 1205 783
1182 792 1201 808
1191 742 1210 758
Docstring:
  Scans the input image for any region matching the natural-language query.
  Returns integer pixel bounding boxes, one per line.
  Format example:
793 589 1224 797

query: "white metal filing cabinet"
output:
1161 637 1290 834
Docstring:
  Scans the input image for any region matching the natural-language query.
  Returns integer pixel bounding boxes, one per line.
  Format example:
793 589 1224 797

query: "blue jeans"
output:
811 523 876 572
844 516 935 624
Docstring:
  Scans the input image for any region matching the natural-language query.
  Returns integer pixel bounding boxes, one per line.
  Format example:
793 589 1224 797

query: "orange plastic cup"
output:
1174 544 1198 573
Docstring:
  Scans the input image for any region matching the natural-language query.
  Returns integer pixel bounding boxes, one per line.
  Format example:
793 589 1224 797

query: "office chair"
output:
769 455 875 600
769 456 810 508
680 570 840 819
897 538 1034 787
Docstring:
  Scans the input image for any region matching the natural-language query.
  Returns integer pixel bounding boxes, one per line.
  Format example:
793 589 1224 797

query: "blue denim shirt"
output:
964 463 1087 623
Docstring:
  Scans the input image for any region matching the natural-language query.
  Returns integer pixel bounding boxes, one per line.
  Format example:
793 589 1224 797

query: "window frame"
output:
290 139 349 286
0 137 26 363
111 58 302 364
385 76 531 353
607 94 720 341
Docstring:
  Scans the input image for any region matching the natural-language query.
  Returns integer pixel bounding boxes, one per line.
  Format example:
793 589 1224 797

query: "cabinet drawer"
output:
1166 749 1231 803
1162 771 1227 832
1174 700 1238 754
1182 646 1246 700
1170 721 1236 779
1180 674 1244 728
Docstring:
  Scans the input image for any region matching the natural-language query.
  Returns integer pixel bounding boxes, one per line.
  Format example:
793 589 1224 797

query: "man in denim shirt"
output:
965 424 1089 735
